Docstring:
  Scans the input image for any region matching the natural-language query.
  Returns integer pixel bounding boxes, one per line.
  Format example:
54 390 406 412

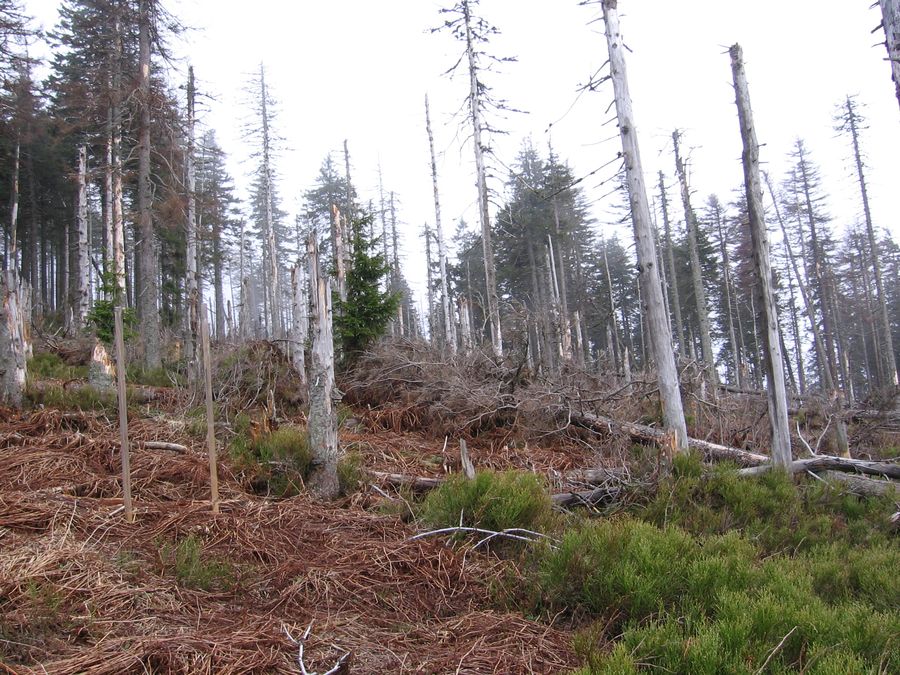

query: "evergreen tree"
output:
334 212 399 363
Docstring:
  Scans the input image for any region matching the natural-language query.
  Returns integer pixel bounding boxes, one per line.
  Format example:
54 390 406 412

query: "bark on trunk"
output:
259 64 282 339
602 0 687 453
673 132 717 383
185 66 200 375
75 145 90 329
425 94 456 353
730 44 792 467
844 96 897 386
290 262 307 383
137 0 160 368
880 0 900 112
306 234 339 499
0 271 25 408
657 171 685 356
463 1 502 357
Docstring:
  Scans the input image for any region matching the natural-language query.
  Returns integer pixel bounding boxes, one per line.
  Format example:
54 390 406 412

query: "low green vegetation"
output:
126 364 183 387
228 425 311 498
419 470 554 533
337 450 365 495
516 455 898 674
25 381 117 411
163 535 234 592
27 352 88 380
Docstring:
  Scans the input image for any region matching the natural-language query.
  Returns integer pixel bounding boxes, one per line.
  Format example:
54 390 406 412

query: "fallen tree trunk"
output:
569 411 769 466
141 441 188 454
371 466 630 493
739 456 900 481
818 471 897 497
551 486 624 508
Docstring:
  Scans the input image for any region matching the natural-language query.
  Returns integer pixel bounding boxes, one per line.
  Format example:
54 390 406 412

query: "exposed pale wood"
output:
657 171 686 357
290 262 307 382
306 233 340 499
425 94 456 353
570 409 769 466
730 44 792 467
141 441 188 454
332 204 348 305
738 456 900 480
673 131 717 384
200 307 219 513
75 144 90 329
880 0 900 112
602 0 687 453
0 270 26 408
258 64 282 339
185 66 200 376
113 307 133 522
459 438 476 480
462 0 502 357
88 339 115 389
819 471 897 497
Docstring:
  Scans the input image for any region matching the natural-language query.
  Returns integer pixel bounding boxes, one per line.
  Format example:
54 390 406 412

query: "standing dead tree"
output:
878 0 900 112
602 0 688 454
306 233 339 499
730 44 792 467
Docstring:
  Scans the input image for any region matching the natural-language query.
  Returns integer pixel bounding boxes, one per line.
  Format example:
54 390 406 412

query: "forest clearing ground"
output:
0 401 577 674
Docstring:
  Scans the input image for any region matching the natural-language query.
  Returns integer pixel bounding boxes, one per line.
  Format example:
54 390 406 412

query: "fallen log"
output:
371 466 630 493
370 471 443 491
569 411 769 466
738 456 900 481
551 486 623 508
817 471 897 497
141 441 188 454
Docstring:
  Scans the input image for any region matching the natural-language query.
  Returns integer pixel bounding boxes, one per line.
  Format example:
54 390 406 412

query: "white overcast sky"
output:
24 0 900 307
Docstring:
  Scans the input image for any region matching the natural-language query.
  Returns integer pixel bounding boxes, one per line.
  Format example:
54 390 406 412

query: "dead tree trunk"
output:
137 0 160 369
730 43 792 467
290 261 307 383
75 144 90 329
259 64 282 339
673 131 717 383
602 0 687 453
879 0 900 112
425 94 456 352
658 171 686 356
463 2 502 357
185 66 200 377
306 234 339 499
841 96 897 386
0 270 25 407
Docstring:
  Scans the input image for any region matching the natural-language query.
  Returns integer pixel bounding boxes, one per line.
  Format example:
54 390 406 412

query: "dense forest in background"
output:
1 0 899 409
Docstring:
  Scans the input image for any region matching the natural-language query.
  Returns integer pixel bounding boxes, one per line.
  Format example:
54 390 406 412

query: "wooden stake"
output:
200 307 219 513
113 307 133 522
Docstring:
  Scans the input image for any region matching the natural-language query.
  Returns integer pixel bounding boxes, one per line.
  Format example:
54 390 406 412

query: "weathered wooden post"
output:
602 0 688 453
306 233 339 499
200 306 220 513
729 44 792 467
114 307 134 522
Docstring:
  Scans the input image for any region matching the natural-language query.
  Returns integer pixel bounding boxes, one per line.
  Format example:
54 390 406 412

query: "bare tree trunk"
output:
673 131 717 384
185 66 200 375
75 145 90 329
9 139 18 268
730 43 791 467
879 0 900 112
332 204 348 305
306 233 339 499
603 0 687 453
0 270 25 407
424 223 435 340
259 64 282 339
138 0 160 368
463 1 502 357
290 262 307 382
389 192 404 337
657 172 686 357
425 95 456 352
711 199 742 387
547 235 572 361
843 96 897 386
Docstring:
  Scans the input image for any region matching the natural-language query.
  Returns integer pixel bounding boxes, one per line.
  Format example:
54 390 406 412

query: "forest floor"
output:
2 341 898 674
0 387 586 674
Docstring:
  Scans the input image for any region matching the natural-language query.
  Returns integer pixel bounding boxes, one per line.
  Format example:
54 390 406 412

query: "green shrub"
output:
28 352 88 380
529 515 899 674
126 364 183 387
25 381 117 411
640 463 894 553
419 470 553 533
337 450 365 495
228 425 311 498
164 534 234 591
